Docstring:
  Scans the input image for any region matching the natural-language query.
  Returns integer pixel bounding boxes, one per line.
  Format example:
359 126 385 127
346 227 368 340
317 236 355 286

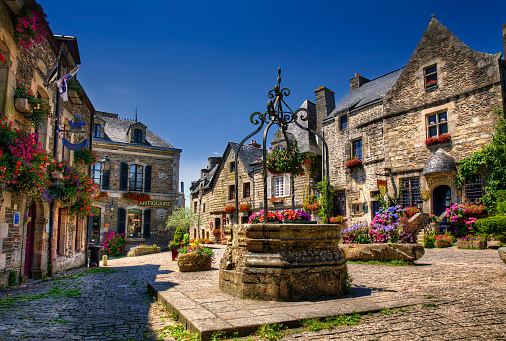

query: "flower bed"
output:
101 232 126 256
434 234 452 248
329 216 344 224
345 158 362 168
122 192 151 201
282 209 312 223
457 234 487 249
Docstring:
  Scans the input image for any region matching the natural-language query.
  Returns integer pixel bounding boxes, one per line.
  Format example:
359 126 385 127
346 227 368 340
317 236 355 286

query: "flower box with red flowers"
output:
95 191 109 199
426 134 451 147
328 216 344 224
238 203 251 211
425 79 438 88
345 158 362 168
268 196 285 204
224 205 236 213
122 192 151 201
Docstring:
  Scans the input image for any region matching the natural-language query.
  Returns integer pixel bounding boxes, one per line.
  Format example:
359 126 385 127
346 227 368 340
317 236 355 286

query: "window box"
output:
268 196 285 204
224 205 236 213
425 133 451 147
346 158 363 168
15 97 30 113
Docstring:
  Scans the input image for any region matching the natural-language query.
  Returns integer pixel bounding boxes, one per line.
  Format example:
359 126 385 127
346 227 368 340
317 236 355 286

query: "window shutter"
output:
120 162 128 190
266 175 272 198
143 209 151 238
144 165 152 192
102 170 110 190
283 173 291 197
117 208 126 234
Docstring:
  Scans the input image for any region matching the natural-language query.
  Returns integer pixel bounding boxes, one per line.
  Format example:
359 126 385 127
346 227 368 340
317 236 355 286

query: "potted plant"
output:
457 234 487 249
74 149 99 166
303 194 321 211
177 243 214 272
122 192 151 201
169 226 184 261
329 216 344 224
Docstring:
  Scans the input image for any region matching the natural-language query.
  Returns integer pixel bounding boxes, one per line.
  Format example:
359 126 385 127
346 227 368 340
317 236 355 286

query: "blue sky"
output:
38 0 506 204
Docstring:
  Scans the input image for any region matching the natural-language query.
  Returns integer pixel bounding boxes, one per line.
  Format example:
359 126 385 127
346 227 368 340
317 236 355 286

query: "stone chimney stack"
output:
207 157 222 170
503 24 506 58
349 73 370 91
314 86 335 133
248 140 261 148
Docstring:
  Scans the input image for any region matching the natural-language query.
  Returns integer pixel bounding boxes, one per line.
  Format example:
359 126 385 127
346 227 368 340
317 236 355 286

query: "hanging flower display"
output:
15 0 50 49
224 205 236 213
345 158 362 168
122 192 151 201
14 87 51 128
74 148 99 166
238 203 251 211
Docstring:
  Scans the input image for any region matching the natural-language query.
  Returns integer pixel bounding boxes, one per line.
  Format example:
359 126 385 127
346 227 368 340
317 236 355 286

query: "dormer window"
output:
93 124 101 138
133 129 143 143
425 65 438 90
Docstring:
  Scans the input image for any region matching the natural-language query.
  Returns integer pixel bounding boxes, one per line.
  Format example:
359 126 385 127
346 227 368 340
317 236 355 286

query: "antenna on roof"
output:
135 105 138 122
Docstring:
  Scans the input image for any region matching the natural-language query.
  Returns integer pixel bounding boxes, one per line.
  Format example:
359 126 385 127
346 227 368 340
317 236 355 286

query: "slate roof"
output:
95 114 179 150
286 100 321 154
326 69 403 120
422 149 457 175
190 163 219 194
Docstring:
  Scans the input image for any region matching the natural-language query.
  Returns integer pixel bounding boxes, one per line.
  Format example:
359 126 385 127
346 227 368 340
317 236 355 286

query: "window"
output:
133 129 143 143
339 115 348 130
93 124 101 138
427 112 448 138
91 162 101 185
194 202 197 213
352 139 362 159
229 185 235 200
203 203 206 213
229 161 235 172
243 182 251 198
129 165 143 191
273 176 284 197
333 190 346 217
465 174 483 204
127 209 142 238
400 178 420 208
425 65 438 89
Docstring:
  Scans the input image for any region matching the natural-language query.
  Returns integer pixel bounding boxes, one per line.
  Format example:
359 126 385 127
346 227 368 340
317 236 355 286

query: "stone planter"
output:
339 243 425 262
177 253 212 272
126 246 161 257
219 222 346 301
282 220 317 224
429 222 440 233
15 97 30 113
457 239 487 249
498 248 506 265
434 241 451 248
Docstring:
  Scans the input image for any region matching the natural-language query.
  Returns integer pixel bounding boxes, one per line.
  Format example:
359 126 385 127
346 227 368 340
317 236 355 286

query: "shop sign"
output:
138 200 172 208
377 180 387 196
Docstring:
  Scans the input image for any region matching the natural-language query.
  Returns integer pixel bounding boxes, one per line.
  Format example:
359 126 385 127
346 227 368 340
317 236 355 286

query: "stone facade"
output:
91 111 183 251
322 18 506 225
0 0 95 285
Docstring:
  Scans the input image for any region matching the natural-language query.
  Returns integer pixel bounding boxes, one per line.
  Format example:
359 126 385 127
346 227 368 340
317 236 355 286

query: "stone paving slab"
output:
148 246 428 341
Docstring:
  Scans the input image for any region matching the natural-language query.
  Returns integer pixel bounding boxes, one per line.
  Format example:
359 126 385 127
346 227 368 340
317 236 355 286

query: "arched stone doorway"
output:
23 200 48 279
433 185 451 217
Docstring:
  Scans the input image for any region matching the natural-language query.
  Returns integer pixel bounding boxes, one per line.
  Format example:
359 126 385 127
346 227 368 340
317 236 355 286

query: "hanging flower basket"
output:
224 205 236 213
74 149 99 166
345 158 362 168
14 87 51 128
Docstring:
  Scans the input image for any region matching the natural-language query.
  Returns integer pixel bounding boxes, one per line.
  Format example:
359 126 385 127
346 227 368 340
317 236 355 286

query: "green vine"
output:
317 178 335 222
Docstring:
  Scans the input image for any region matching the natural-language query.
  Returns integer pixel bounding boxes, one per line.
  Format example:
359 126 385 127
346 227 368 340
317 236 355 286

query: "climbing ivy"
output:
457 108 506 208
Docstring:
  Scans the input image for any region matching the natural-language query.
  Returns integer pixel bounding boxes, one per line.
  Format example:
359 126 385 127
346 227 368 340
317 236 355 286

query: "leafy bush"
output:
8 270 19 287
447 203 486 236
424 232 436 248
101 231 125 256
475 215 506 236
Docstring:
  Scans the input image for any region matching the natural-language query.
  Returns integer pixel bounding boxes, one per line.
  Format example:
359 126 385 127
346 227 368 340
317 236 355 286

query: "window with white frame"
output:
427 112 448 138
273 176 284 197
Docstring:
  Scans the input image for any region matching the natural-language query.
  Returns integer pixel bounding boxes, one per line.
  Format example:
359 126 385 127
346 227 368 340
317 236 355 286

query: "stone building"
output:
91 111 183 250
321 18 506 224
190 100 323 239
0 0 95 285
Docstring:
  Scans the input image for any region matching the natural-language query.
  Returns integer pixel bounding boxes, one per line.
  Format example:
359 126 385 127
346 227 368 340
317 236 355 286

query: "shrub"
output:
446 203 486 236
174 226 183 244
475 215 506 236
101 231 125 256
424 232 435 248
8 270 19 287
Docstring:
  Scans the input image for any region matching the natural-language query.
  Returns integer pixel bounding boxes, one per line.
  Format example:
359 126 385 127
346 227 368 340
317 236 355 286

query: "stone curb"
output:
148 281 427 341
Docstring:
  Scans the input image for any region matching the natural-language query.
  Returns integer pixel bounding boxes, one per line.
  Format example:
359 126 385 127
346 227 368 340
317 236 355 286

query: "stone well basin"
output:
219 223 347 301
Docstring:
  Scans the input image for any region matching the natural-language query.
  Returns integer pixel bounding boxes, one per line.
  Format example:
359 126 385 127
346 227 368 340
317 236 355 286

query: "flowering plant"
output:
100 231 126 256
345 157 362 168
14 87 51 128
341 222 371 244
429 214 443 223
438 133 451 143
264 142 306 176
67 197 99 217
269 196 285 203
15 0 50 49
405 207 420 217
425 79 438 87
224 205 236 213
329 216 344 224
138 244 158 248
248 210 283 224
425 136 439 146
0 49 9 64
303 194 321 211
189 238 214 245
460 234 487 242
212 229 221 237
435 234 451 242
74 149 98 166
446 203 486 236
95 191 109 199
238 203 251 211
178 243 215 260
122 192 151 201
282 209 311 221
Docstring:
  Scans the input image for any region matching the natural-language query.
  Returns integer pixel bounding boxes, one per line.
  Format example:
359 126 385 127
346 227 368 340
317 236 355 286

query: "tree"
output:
165 207 199 233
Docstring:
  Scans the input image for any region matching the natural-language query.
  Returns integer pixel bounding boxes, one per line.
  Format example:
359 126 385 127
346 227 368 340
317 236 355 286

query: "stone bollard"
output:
102 255 108 266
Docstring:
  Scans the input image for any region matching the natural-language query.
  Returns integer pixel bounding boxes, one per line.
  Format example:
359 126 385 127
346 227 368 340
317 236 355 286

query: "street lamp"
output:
101 155 111 172
417 199 423 212
445 195 452 208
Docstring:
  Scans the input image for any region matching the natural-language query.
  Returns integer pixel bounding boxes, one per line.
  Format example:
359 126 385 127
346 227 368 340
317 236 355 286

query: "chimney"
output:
248 140 260 148
349 73 370 91
314 86 335 132
503 24 506 58
207 156 222 170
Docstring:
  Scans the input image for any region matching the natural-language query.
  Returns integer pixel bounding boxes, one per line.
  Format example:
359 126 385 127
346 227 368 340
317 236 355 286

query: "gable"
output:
384 17 502 116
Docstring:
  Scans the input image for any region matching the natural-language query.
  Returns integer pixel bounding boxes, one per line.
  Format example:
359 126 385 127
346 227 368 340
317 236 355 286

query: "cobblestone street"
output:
0 245 505 340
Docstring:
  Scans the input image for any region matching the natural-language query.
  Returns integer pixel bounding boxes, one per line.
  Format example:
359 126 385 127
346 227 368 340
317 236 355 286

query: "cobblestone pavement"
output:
0 246 505 341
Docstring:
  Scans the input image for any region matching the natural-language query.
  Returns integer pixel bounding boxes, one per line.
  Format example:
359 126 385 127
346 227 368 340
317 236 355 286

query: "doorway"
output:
24 203 36 277
433 185 451 217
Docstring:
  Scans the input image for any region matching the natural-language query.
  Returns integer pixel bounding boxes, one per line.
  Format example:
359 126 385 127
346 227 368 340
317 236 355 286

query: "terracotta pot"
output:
177 253 211 272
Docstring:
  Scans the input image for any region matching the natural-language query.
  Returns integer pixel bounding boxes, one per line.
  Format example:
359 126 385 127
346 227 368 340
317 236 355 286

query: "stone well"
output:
219 223 347 301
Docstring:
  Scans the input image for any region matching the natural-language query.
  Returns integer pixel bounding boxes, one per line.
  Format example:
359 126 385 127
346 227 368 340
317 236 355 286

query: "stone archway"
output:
28 199 50 279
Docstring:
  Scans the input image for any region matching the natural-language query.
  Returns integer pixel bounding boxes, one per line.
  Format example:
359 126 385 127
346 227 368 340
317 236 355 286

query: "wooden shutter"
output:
144 165 152 192
120 162 128 190
283 173 291 197
117 208 126 234
266 175 272 198
143 209 151 238
102 170 110 190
